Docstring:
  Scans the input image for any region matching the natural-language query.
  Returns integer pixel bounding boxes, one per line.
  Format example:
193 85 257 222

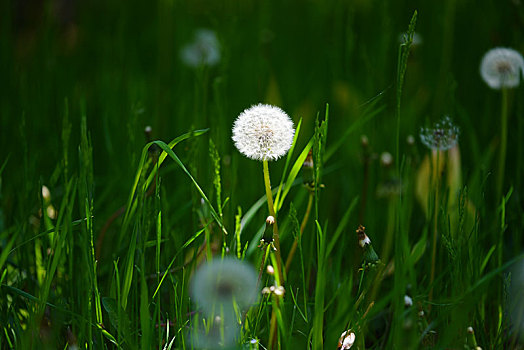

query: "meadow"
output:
1 0 524 348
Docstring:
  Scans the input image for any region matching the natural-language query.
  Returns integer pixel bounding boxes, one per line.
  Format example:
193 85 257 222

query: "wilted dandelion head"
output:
419 116 460 151
338 330 356 349
190 257 258 316
232 104 295 161
180 29 220 68
480 47 524 89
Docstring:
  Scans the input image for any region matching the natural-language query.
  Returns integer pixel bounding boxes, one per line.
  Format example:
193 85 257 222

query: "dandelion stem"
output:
429 150 441 308
263 160 284 350
263 160 284 283
285 192 313 274
496 88 508 203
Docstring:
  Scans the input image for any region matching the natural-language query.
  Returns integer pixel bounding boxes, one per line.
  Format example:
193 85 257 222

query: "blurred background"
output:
1 0 524 347
2 0 523 243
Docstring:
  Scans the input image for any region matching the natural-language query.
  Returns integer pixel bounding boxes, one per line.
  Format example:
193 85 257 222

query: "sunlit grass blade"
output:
275 137 313 213
274 117 303 208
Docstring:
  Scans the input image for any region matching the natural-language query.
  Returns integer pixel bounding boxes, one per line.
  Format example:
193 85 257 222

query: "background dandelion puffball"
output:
190 258 258 316
480 47 524 89
180 29 221 68
232 103 295 161
419 116 460 151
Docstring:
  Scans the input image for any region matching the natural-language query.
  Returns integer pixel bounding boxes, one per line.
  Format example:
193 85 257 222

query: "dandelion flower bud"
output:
42 186 51 202
360 135 369 148
419 116 460 151
380 152 393 167
480 47 524 89
274 285 285 296
232 104 295 161
356 225 380 267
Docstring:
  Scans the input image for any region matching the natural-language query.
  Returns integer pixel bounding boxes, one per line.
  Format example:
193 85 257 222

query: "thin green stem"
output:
263 160 284 350
496 88 508 204
285 192 313 274
429 150 441 308
263 160 284 283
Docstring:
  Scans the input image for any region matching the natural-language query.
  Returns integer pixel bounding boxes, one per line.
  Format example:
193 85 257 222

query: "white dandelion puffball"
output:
190 257 258 316
419 116 460 151
480 47 524 89
232 104 295 161
180 29 221 68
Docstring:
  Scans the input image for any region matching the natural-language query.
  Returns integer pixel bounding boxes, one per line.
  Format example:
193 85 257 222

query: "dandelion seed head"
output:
480 47 524 89
180 29 221 68
190 257 258 316
232 104 295 161
419 116 460 151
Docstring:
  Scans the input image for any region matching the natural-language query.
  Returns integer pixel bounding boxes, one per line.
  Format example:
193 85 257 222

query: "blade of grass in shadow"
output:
152 224 208 300
37 178 76 317
326 196 359 257
119 129 209 245
0 230 16 273
391 10 417 347
312 220 327 350
152 140 226 235
325 93 386 162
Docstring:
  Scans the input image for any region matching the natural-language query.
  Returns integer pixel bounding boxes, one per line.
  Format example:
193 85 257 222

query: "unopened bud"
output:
380 152 393 167
361 135 369 148
274 286 285 296
42 186 51 202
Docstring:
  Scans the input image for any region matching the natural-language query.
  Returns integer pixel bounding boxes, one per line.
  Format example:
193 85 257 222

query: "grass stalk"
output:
285 192 313 274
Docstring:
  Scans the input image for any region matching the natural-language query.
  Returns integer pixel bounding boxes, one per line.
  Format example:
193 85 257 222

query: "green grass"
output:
1 0 524 349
